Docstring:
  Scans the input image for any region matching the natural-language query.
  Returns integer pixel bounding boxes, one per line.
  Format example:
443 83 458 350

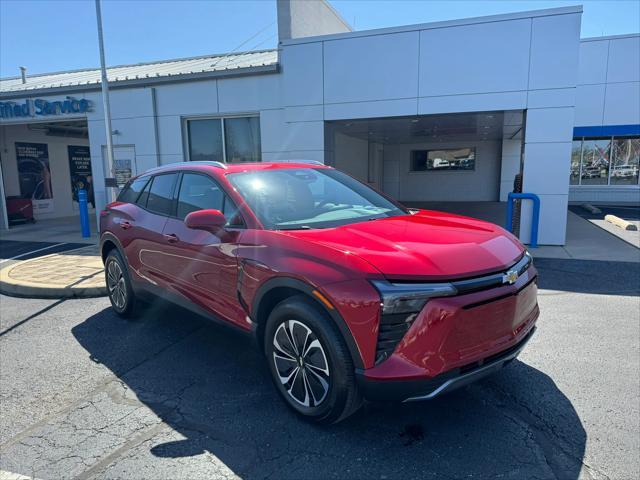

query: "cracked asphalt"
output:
0 257 638 480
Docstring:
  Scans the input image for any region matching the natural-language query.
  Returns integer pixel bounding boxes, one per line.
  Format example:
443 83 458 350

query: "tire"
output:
105 249 138 318
264 295 362 424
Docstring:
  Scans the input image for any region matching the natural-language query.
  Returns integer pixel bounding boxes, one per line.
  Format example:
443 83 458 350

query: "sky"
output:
1 0 639 79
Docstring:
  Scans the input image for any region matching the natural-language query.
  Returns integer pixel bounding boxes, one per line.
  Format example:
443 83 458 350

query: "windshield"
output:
227 168 407 230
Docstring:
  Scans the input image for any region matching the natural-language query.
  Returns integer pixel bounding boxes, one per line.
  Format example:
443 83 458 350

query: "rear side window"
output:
177 173 224 219
117 177 148 204
146 173 178 216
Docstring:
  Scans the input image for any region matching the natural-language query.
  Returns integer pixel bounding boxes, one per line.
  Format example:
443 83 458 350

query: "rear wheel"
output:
264 295 362 424
105 249 137 318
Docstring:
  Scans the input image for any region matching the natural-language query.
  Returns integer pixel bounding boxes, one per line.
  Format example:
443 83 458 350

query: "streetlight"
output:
94 0 116 202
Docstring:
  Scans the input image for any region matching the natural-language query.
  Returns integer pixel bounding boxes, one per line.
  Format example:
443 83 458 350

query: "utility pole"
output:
95 0 116 202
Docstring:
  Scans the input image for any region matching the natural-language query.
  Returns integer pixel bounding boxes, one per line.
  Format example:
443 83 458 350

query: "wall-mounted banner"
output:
15 142 55 214
0 97 92 120
68 145 94 209
114 158 132 188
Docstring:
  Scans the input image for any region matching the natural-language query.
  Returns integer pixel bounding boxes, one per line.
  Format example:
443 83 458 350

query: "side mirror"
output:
184 209 227 233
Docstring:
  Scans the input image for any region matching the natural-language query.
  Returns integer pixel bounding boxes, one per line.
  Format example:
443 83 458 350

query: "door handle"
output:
120 221 133 230
164 233 179 243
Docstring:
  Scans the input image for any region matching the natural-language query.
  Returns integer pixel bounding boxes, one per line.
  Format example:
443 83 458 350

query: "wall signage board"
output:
114 158 132 187
15 142 55 214
0 97 92 120
68 145 94 209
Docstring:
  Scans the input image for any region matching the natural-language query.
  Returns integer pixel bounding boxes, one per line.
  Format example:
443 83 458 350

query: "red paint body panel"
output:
280 210 523 280
364 267 538 380
100 162 539 394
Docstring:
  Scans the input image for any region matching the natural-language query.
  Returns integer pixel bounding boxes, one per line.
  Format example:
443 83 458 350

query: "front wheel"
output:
264 296 362 424
105 249 138 318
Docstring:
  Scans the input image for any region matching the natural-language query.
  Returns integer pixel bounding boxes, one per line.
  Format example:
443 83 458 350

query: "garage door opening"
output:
325 111 525 222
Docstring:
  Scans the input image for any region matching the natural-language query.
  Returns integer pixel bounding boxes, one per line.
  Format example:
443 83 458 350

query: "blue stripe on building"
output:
573 124 640 138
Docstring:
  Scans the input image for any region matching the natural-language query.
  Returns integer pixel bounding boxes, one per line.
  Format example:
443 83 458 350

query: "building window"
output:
570 140 582 185
185 116 261 163
224 117 261 163
611 138 640 186
581 138 611 185
411 148 475 172
570 136 639 186
187 119 223 162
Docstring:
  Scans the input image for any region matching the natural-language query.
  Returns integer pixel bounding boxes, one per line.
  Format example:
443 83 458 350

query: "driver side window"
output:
176 173 243 227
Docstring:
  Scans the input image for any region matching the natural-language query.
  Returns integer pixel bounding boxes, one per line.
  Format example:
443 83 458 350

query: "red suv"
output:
100 161 538 423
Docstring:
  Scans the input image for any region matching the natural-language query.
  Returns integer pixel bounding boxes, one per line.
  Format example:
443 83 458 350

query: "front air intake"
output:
375 312 419 365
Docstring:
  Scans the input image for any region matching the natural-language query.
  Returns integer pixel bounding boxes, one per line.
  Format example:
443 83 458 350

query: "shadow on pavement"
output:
72 300 587 479
535 258 640 296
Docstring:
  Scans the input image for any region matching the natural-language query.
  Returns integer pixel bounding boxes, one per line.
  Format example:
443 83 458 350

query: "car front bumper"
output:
356 325 536 403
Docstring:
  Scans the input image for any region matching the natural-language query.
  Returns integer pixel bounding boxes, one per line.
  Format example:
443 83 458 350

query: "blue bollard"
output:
78 189 91 238
505 192 540 248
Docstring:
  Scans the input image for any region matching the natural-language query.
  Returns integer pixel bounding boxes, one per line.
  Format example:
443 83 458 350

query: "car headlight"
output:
370 280 458 365
370 280 458 314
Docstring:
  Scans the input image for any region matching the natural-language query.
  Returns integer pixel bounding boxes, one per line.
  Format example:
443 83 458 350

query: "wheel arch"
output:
251 277 364 369
100 232 125 264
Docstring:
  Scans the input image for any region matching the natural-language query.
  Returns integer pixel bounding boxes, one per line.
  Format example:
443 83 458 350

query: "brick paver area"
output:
0 246 105 297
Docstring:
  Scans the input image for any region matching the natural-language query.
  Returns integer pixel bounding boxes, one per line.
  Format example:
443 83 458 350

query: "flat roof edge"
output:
0 64 279 100
281 5 583 45
581 33 640 42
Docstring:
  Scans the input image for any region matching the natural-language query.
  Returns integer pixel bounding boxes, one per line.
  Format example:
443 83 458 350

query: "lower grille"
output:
375 312 418 364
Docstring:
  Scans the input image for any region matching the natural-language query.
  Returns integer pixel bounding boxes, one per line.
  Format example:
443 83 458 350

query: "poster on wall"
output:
68 145 94 209
15 142 54 214
114 158 132 188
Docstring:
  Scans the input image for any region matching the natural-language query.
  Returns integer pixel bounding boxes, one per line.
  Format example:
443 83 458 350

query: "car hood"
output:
280 210 524 280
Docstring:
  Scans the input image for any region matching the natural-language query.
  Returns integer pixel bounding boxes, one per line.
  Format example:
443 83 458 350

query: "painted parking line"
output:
0 241 89 264
0 242 67 265
0 470 39 480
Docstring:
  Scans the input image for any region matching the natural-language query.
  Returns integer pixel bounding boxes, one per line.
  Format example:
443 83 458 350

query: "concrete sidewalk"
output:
0 245 105 298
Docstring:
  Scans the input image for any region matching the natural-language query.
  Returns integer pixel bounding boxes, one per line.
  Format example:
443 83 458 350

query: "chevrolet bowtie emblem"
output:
502 269 519 285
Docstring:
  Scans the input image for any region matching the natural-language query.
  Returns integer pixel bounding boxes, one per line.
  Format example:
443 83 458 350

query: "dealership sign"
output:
0 97 92 119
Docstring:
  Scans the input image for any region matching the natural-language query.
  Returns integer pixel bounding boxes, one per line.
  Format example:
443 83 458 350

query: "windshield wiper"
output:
277 225 313 231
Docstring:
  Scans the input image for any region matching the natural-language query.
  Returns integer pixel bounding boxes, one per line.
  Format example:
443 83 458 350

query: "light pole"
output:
95 0 116 202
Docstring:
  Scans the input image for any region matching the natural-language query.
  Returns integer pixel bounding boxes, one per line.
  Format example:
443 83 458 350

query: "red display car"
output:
100 161 538 423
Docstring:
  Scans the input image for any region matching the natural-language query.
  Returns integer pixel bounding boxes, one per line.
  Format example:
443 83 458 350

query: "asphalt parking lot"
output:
1 258 639 480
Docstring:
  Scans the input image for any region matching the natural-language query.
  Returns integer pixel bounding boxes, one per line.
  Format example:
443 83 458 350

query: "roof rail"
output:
186 161 228 169
279 159 326 165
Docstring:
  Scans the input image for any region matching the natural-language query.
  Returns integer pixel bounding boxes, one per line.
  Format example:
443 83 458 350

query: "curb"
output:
0 255 107 300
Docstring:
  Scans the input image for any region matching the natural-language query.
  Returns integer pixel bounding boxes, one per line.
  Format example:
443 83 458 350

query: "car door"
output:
161 172 245 327
128 172 179 290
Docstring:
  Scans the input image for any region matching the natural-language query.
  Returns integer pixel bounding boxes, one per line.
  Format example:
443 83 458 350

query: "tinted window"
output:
187 119 223 162
117 177 148 204
224 117 261 162
177 174 224 219
136 179 152 207
146 174 178 216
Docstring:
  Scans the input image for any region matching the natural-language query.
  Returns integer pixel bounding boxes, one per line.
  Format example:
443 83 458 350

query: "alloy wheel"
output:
272 320 330 408
107 259 127 310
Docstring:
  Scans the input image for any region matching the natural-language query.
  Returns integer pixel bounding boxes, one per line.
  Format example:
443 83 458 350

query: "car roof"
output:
135 161 331 178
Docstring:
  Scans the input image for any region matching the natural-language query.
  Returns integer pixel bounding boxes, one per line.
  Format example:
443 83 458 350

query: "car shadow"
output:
72 301 587 479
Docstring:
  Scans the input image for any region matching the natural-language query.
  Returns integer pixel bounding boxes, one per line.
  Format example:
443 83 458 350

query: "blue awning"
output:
573 124 640 138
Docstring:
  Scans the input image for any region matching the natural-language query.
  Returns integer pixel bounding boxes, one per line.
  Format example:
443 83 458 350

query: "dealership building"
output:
0 1 638 245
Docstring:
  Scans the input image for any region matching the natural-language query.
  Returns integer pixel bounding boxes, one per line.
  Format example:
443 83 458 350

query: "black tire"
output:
264 295 362 424
105 249 138 318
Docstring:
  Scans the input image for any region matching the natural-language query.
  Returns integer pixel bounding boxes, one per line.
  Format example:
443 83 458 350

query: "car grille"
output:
374 253 533 365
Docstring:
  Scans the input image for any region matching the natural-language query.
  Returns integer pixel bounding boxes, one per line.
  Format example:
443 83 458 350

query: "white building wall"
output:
572 34 640 204
281 6 583 244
